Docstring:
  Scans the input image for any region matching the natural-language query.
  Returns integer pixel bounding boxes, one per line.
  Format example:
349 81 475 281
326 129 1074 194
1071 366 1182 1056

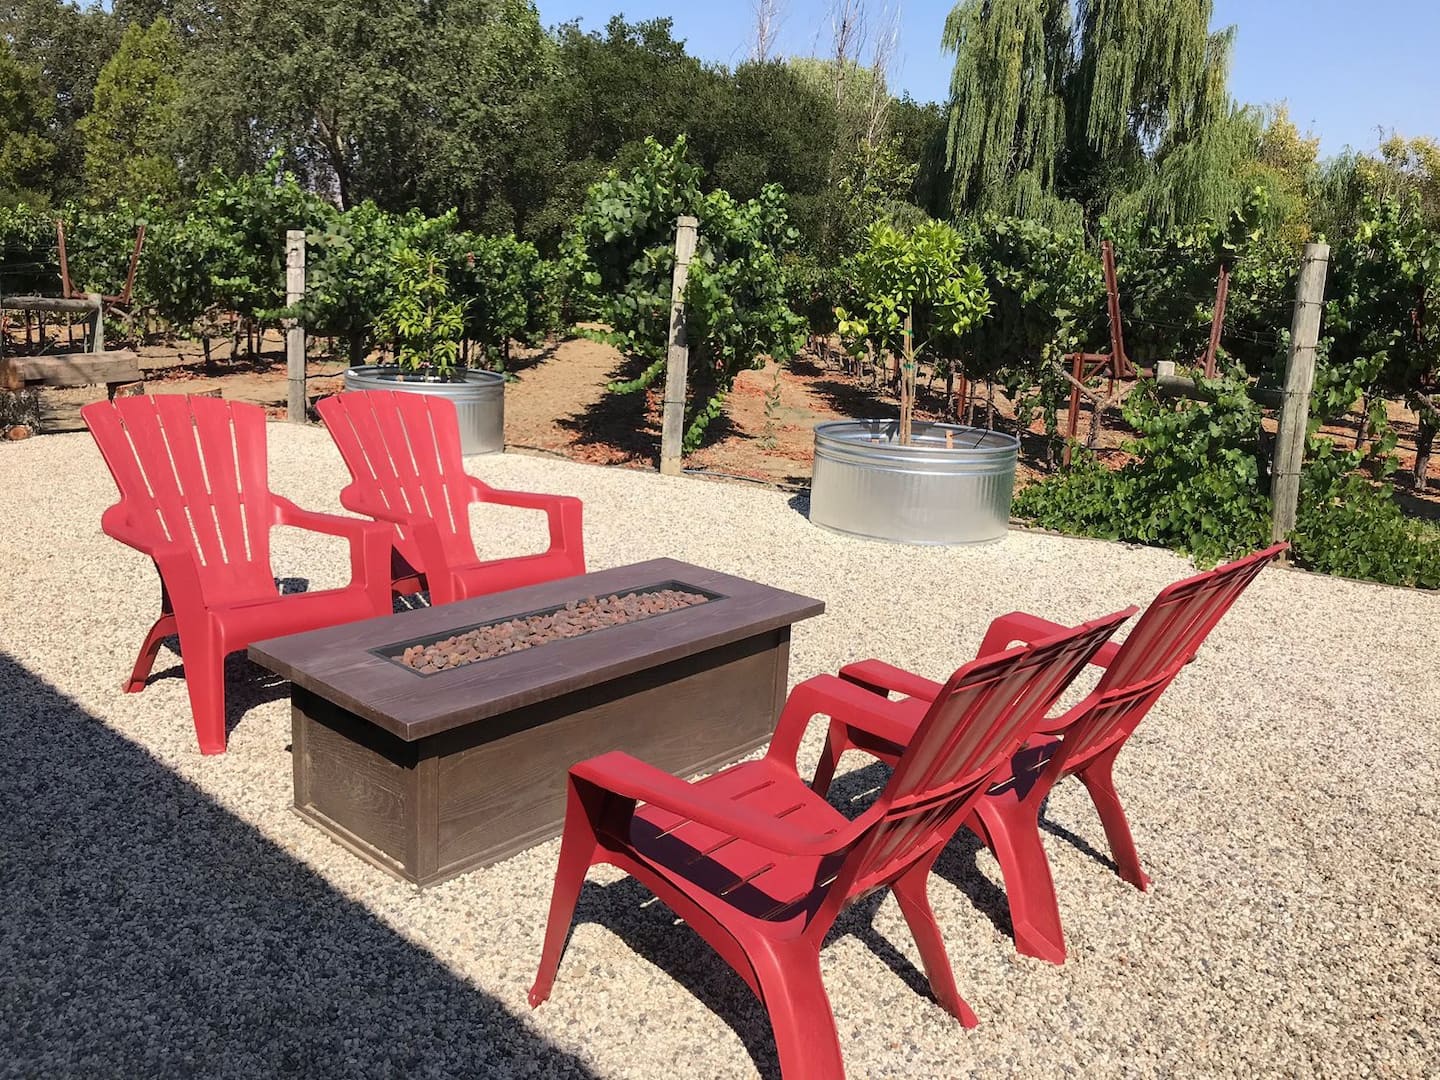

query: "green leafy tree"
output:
0 45 55 204
834 219 992 442
444 231 562 368
504 16 727 246
141 161 331 342
1 0 120 202
171 0 552 228
379 247 466 377
296 203 453 365
566 136 807 450
78 16 182 206
942 0 1235 227
1327 196 1440 490
408 0 555 232
965 215 1106 435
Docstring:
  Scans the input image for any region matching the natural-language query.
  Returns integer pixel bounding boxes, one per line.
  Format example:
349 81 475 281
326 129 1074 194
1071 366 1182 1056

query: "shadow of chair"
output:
0 651 602 1079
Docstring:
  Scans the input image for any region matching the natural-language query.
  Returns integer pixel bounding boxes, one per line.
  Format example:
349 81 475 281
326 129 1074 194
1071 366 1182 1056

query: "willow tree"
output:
941 0 1071 222
942 0 1236 227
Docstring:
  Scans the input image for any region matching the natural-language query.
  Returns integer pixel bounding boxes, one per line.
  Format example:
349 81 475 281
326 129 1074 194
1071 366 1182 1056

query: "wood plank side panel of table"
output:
293 688 417 876
427 629 788 881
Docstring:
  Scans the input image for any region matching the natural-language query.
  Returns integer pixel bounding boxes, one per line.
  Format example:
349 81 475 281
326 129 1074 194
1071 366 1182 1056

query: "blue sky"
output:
533 0 1440 157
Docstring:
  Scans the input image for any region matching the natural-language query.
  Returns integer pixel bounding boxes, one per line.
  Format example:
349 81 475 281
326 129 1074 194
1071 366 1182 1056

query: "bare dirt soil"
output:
10 324 1439 516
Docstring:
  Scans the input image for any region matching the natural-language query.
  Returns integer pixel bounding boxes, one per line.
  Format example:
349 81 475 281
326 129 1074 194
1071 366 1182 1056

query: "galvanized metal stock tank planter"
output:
342 366 504 455
809 419 1019 545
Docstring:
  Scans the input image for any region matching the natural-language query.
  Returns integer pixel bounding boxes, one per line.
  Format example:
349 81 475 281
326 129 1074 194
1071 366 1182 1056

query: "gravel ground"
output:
1 425 1437 1079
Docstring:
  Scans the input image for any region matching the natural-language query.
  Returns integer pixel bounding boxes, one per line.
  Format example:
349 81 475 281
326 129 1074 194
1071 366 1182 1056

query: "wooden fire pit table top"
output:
248 558 825 742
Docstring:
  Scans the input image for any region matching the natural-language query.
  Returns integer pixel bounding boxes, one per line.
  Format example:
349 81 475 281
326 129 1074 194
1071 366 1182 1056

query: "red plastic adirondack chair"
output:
317 391 585 605
529 607 1135 1079
83 395 393 754
819 542 1287 964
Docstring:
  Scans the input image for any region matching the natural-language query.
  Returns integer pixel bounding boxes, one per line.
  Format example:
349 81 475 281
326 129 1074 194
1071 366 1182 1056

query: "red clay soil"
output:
11 323 1439 517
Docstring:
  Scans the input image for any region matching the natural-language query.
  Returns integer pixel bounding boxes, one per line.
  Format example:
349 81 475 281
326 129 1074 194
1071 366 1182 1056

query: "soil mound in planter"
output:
393 588 711 673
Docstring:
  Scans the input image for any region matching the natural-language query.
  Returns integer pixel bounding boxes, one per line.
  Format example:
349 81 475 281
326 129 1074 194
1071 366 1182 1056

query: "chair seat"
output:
626 760 851 926
212 585 382 646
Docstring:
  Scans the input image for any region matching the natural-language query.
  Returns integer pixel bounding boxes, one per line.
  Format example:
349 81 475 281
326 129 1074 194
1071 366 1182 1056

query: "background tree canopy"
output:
1 0 1428 255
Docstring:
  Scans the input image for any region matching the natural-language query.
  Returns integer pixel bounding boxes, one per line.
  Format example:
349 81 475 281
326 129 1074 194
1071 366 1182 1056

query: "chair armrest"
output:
101 505 188 563
571 751 846 857
976 611 1068 656
838 660 945 702
767 674 926 770
272 497 380 540
100 505 204 605
470 479 584 557
337 483 427 528
271 497 393 609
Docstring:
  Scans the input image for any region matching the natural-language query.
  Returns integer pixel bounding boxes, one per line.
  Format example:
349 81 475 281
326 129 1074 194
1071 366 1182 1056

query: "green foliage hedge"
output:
1013 374 1440 589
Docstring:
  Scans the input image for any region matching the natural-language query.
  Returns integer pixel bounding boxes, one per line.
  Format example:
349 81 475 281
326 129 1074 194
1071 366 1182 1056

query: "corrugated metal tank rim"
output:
343 366 505 455
810 419 1018 546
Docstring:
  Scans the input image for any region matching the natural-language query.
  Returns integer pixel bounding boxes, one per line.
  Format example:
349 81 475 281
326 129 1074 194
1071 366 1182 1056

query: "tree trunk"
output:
1086 400 1105 448
202 336 213 372
899 312 915 446
945 367 954 419
1415 415 1436 493
347 333 366 368
1354 390 1372 449
986 380 995 430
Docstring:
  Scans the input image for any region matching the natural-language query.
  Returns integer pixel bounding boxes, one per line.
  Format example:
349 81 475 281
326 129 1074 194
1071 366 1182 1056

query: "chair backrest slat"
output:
318 391 476 570
82 395 276 602
1053 543 1286 768
834 608 1135 898
1100 542 1286 691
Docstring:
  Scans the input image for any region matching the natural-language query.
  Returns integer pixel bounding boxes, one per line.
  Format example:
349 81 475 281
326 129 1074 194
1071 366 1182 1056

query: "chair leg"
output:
748 939 848 1080
124 614 176 693
530 780 603 1008
973 795 1067 964
891 857 979 1026
810 722 853 798
1076 746 1150 891
179 631 228 755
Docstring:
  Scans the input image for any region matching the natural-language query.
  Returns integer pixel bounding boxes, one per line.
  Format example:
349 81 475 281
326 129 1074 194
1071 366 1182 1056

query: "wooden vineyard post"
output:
285 230 306 423
659 215 699 476
86 293 104 353
1270 242 1330 544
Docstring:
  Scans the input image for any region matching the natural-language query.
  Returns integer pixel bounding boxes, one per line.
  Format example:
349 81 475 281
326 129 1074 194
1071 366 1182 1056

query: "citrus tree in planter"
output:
813 222 1014 546
379 247 467 378
834 220 992 443
342 245 505 454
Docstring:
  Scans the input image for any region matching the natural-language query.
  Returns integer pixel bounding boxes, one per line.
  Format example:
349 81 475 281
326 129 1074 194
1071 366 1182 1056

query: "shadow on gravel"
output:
826 761 1017 942
0 652 599 1079
829 760 1122 940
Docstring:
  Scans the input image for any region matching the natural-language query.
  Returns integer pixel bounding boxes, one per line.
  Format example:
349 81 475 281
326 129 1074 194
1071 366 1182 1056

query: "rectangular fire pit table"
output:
249 558 824 887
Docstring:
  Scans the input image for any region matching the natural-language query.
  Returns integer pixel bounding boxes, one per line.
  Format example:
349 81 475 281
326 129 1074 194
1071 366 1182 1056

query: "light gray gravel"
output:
1 425 1437 1079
